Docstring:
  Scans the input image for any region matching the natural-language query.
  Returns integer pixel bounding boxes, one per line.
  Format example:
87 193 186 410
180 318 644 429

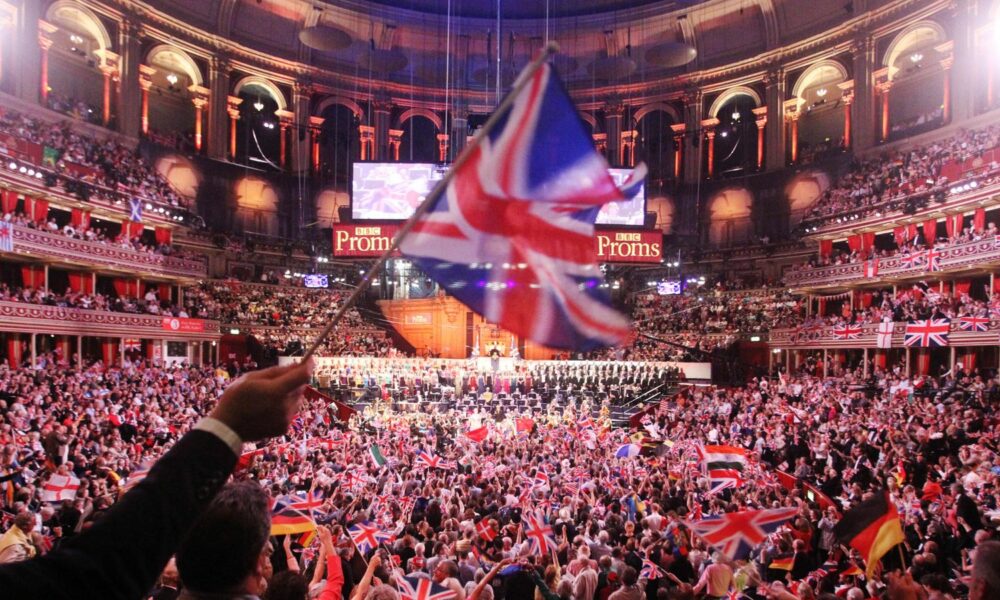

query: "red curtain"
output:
6 338 24 367
819 239 833 258
953 280 971 296
923 219 937 246
101 340 118 366
945 214 963 238
861 232 875 252
113 278 139 298
861 291 874 308
973 207 986 233
54 336 71 365
121 220 143 239
961 351 976 372
1 190 17 214
154 227 171 246
818 298 827 315
67 272 94 294
915 350 931 375
70 208 90 229
994 278 1000 295
893 226 907 247
20 266 44 288
30 198 48 223
847 235 862 252
158 283 170 302
873 350 887 369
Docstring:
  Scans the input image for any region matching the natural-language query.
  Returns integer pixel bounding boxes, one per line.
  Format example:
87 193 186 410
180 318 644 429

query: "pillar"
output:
863 348 869 379
905 347 911 376
77 335 82 371
207 57 232 160
763 70 785 172
189 86 210 153
785 105 800 163
701 118 719 178
30 333 36 367
276 110 295 169
117 21 141 138
670 123 685 179
373 95 392 161
15 7 45 103
227 96 242 159
878 81 892 142
138 65 155 135
851 37 876 151
100 65 117 127
38 26 55 104
358 125 375 161
388 129 403 161
621 130 638 167
823 349 829 377
941 56 953 123
43 264 48 290
436 134 450 163
752 107 767 170
450 109 468 159
309 116 324 173
840 85 854 149
603 99 624 167
945 3 972 122
291 82 311 172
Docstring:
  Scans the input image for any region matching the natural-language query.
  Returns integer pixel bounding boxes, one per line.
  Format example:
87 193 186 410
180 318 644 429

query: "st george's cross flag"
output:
42 474 81 502
863 258 879 278
687 507 799 560
877 321 895 348
399 61 644 351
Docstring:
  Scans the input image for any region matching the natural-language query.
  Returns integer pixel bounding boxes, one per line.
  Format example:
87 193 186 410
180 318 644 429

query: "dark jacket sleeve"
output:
0 429 237 600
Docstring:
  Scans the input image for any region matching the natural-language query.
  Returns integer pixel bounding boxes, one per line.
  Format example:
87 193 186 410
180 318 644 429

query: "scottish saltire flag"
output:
129 198 143 222
399 61 642 350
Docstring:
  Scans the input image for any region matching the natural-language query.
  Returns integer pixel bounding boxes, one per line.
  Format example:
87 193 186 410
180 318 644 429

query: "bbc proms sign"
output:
332 224 661 263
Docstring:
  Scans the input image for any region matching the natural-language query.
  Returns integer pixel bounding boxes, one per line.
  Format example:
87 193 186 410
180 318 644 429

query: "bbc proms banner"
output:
333 224 661 263
161 317 206 333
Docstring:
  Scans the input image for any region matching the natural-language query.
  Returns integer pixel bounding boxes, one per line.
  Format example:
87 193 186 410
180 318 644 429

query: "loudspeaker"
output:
337 206 351 223
644 211 657 228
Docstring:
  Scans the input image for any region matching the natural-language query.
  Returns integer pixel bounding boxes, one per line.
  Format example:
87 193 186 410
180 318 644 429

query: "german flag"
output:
833 492 905 577
271 502 316 536
769 556 794 571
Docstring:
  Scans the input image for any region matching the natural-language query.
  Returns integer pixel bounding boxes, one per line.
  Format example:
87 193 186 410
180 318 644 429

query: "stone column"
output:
940 55 954 123
436 134 449 162
276 109 295 169
877 80 892 142
946 2 973 122
117 21 142 138
670 123 685 179
13 4 44 102
450 108 468 160
620 130 638 167
207 57 232 160
358 125 375 160
763 69 785 171
227 96 242 159
100 64 118 127
851 37 876 151
603 99 624 167
838 81 854 149
291 82 312 172
682 89 703 184
752 107 767 170
373 94 392 161
138 65 155 135
701 118 719 178
309 116 324 173
785 106 800 163
189 86 209 153
388 129 403 161
38 23 57 104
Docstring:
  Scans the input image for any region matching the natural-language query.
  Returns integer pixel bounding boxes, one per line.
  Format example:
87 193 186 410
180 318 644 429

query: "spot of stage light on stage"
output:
750 336 761 342
476 280 486 288
506 280 515 288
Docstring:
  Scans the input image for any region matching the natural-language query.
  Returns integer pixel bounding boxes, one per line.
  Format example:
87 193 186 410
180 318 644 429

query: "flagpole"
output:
301 42 561 362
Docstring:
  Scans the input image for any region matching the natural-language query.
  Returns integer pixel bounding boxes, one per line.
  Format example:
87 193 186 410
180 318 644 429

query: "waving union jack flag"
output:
395 575 458 600
686 507 798 560
399 61 642 351
959 316 990 332
523 510 557 556
904 318 951 347
640 555 664 580
416 450 455 470
347 521 394 555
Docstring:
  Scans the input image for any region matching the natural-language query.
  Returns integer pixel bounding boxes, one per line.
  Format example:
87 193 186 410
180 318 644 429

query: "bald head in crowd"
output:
970 540 1000 600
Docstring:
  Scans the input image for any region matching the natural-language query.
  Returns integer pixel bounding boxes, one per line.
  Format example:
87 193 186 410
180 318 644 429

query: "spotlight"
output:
816 87 828 97
18 166 26 174
909 52 923 63
7 161 15 170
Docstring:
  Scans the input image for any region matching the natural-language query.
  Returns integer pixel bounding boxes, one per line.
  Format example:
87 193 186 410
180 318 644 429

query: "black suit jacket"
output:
0 429 236 600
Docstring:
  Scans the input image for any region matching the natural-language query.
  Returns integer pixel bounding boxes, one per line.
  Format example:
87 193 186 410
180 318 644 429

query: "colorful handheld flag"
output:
833 492 905 577
686 507 798 560
465 426 489 443
640 555 664 580
270 497 316 536
347 521 394 555
615 443 641 458
41 474 80 503
476 519 498 541
523 511 557 556
369 444 389 468
398 60 641 351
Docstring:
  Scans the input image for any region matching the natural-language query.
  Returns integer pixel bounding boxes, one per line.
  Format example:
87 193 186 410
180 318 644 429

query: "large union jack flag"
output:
958 316 990 332
904 318 951 347
395 575 458 600
687 507 798 560
399 61 642 351
831 324 862 340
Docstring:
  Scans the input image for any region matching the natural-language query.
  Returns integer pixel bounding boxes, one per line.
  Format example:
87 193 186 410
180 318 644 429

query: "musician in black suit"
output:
0 360 313 600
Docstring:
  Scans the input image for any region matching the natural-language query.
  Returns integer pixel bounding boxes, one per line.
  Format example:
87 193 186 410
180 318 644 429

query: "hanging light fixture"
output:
815 87 828 97
731 109 741 121
165 73 178 86
910 52 923 63
253 97 264 112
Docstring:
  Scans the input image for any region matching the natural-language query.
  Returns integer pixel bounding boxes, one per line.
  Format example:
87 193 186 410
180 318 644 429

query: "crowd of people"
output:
0 351 995 599
0 108 188 210
800 124 1000 229
0 283 195 320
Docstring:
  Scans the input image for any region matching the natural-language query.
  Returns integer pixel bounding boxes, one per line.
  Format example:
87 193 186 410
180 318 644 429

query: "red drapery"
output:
154 227 171 246
101 340 118 366
945 214 963 238
54 336 71 365
818 239 833 258
818 299 827 315
873 350 887 369
121 220 144 239
847 235 862 252
67 272 94 294
994 278 1000 295
20 266 44 288
961 351 976 372
861 232 875 252
142 282 171 302
30 198 48 223
973 207 986 233
70 208 91 229
915 349 931 375
953 280 971 296
113 278 139 298
923 219 937 246
1 190 17 214
6 338 24 367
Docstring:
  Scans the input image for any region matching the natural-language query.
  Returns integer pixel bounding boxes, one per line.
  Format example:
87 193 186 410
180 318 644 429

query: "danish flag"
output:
831 324 862 340
399 61 642 350
347 521 394 555
523 511 557 556
904 318 951 347
42 474 80 502
476 519 498 541
958 316 990 332
686 507 798 560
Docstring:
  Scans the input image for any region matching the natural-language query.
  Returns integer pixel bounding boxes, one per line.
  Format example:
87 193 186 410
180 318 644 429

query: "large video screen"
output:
352 163 446 221
351 162 646 225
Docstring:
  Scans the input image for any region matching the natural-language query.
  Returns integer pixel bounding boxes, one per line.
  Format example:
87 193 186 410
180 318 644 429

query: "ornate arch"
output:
791 59 849 100
578 111 599 132
396 107 443 132
883 20 947 71
45 1 112 55
633 102 681 125
232 76 287 111
315 95 365 121
146 44 204 86
708 86 762 119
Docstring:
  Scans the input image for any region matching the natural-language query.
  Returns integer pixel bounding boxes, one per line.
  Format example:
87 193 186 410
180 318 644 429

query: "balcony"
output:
783 238 999 291
0 300 220 339
769 319 997 349
6 224 207 279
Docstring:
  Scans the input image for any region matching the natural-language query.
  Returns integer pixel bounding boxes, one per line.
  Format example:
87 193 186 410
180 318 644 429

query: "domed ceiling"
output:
356 0 704 20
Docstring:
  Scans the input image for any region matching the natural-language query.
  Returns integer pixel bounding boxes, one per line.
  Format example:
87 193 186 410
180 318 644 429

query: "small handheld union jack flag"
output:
640 555 663 580
395 575 457 600
347 521 394 555
686 507 798 560
523 510 557 556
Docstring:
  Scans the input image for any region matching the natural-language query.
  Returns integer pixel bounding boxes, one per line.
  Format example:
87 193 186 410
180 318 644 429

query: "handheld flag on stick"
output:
833 491 905 577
